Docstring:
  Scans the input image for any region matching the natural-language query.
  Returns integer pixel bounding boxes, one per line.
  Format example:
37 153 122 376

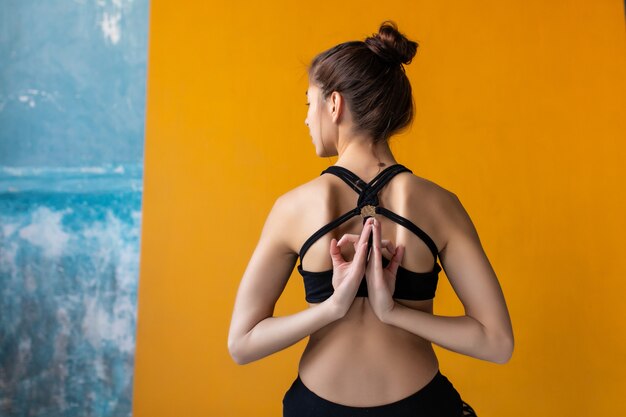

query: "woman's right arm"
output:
228 194 370 365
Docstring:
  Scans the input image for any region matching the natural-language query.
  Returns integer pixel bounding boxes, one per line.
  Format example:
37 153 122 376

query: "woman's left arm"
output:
375 191 514 364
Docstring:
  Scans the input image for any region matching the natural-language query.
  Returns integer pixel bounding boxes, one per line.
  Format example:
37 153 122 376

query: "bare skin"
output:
227 83 514 407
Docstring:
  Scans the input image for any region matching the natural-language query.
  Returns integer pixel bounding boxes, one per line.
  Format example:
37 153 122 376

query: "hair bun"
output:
364 20 418 66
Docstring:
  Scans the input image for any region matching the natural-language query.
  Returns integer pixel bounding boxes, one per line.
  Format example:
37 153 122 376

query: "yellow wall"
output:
133 1 626 416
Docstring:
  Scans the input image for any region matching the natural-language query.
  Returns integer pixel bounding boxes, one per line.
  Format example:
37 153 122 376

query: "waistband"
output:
291 369 454 410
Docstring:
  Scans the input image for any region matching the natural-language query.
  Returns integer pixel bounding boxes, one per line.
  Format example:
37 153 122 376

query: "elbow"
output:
229 350 247 366
490 335 514 364
475 319 514 364
228 337 250 366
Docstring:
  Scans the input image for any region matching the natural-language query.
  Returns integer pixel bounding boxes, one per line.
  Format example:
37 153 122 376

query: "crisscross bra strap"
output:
298 164 412 261
323 164 412 209
321 165 367 194
377 207 439 260
298 207 360 260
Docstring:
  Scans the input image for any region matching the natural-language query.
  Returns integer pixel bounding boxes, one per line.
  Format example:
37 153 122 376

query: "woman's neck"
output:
334 135 398 181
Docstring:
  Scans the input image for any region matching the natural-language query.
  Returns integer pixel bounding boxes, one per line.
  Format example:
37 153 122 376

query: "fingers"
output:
370 218 405 275
386 245 405 276
363 218 404 277
352 218 374 266
329 238 346 267
337 234 392 259
359 217 374 244
337 235 388 251
332 218 377 269
370 218 383 267
337 233 359 248
336 221 392 251
381 239 395 255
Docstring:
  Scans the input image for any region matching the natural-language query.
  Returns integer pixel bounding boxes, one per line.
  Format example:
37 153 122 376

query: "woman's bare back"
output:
282 167 452 406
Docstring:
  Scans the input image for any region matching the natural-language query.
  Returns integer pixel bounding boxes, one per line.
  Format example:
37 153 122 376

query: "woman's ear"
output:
328 91 343 123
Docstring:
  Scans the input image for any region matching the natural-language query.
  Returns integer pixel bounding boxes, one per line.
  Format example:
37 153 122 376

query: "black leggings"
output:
283 369 477 417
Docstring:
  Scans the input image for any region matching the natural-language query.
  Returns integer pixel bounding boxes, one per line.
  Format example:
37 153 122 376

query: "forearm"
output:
382 303 513 364
231 299 341 365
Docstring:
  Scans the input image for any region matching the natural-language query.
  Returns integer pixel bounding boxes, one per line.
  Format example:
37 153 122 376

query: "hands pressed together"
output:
328 217 405 322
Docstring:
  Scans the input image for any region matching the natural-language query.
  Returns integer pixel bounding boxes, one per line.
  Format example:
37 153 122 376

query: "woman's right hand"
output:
327 217 374 318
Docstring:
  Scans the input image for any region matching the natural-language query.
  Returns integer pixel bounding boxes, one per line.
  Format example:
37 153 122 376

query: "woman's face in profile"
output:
304 83 330 157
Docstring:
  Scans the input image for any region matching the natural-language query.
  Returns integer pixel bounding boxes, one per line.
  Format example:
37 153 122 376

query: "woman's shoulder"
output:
273 173 333 212
394 169 457 208
402 171 476 243
392 170 470 253
267 171 333 216
264 174 336 254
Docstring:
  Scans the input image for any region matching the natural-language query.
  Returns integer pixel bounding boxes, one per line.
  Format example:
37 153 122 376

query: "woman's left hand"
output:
365 217 405 323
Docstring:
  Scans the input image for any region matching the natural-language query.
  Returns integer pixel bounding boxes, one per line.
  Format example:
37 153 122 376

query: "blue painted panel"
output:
0 0 148 416
0 0 149 166
0 189 142 416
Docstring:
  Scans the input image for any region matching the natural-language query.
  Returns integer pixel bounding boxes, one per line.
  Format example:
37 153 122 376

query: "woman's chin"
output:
311 140 337 158
318 150 337 158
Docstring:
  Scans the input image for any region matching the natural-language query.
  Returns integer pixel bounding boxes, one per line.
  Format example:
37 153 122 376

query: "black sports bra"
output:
297 163 442 303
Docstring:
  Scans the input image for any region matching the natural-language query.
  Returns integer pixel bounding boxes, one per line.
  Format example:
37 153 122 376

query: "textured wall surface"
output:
0 1 149 416
0 0 148 166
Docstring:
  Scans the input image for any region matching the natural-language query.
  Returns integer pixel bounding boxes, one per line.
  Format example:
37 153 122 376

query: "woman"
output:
228 21 514 417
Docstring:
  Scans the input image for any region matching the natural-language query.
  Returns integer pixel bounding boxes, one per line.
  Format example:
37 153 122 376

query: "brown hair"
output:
308 21 419 143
